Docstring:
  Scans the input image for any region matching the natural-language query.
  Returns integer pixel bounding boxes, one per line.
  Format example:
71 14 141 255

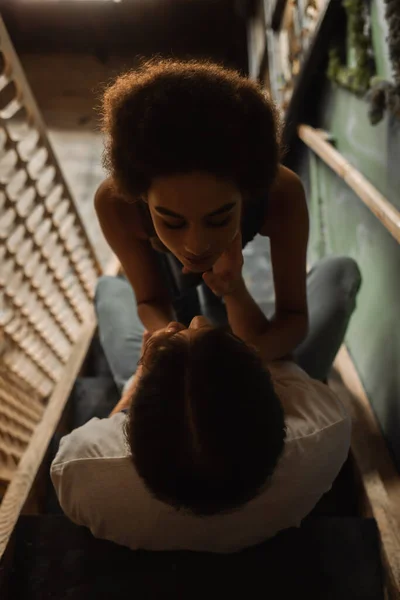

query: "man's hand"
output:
202 233 244 297
137 329 152 366
109 323 186 416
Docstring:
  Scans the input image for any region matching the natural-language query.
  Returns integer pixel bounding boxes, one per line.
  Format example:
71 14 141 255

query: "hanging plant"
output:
366 0 400 124
327 0 375 96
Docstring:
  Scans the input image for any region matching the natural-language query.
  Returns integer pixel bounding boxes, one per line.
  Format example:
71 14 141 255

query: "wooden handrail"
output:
298 124 400 245
0 256 120 560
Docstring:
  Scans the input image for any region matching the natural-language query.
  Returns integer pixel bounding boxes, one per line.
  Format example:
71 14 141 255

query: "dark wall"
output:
1 0 249 73
288 0 400 472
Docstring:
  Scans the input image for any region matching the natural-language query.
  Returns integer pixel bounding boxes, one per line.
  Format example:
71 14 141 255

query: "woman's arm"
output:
95 179 174 332
256 165 309 358
223 278 307 362
204 167 309 362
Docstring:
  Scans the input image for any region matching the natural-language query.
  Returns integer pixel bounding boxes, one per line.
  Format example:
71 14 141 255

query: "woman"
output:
95 57 361 379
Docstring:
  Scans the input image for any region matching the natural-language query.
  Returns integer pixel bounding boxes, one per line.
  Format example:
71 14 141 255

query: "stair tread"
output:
2 515 384 600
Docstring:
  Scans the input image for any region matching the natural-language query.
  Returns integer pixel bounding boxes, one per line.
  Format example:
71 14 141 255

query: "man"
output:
51 258 352 552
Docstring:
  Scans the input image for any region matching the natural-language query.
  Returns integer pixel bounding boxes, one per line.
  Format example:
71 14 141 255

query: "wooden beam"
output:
330 346 400 599
282 0 343 151
0 255 120 560
298 125 400 245
270 0 288 30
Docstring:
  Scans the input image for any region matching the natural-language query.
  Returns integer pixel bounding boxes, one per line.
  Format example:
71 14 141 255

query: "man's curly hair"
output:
125 327 286 516
101 57 282 201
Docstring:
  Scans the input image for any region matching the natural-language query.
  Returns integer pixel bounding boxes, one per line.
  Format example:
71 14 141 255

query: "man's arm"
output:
109 371 140 416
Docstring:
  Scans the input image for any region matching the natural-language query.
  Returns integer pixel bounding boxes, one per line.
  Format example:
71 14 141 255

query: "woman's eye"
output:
207 217 232 228
163 220 186 230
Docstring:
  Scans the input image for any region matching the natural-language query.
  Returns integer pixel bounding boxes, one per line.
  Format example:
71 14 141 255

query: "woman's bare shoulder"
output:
260 165 306 236
268 165 304 203
94 177 148 240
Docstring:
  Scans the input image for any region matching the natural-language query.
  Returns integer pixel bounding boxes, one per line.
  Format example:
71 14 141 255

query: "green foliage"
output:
327 0 375 95
385 0 400 84
365 0 400 124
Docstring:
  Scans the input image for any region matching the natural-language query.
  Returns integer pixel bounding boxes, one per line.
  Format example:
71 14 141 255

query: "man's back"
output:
51 361 350 553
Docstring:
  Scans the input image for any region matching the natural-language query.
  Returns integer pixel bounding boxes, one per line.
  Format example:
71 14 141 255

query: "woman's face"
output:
147 172 242 273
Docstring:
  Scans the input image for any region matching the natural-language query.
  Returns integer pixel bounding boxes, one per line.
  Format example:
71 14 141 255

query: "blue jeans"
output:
94 256 361 390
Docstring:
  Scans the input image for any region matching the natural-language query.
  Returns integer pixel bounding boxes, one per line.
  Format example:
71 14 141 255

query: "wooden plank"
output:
247 0 267 80
298 125 400 244
330 345 400 599
270 0 288 30
0 255 120 560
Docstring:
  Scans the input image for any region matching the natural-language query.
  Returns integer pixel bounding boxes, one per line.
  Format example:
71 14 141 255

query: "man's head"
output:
125 317 286 516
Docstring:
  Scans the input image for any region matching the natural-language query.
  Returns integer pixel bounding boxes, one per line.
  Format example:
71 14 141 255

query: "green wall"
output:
297 0 400 469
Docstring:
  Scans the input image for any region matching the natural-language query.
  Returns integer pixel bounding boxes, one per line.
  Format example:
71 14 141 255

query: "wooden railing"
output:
300 122 400 596
0 14 121 556
298 124 400 244
0 13 114 496
0 254 119 558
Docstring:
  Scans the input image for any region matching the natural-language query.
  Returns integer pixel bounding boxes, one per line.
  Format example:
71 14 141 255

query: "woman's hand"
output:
202 233 244 297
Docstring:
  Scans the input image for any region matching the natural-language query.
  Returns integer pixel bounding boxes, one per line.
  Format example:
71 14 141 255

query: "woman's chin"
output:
183 263 210 274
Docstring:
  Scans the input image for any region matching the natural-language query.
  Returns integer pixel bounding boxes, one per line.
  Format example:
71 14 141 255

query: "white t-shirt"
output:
51 361 350 553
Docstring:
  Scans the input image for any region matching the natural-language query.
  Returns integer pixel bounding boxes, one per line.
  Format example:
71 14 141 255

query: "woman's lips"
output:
184 254 211 264
182 254 214 271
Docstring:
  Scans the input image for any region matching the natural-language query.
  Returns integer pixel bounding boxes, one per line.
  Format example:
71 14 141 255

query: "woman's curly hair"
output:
101 57 282 201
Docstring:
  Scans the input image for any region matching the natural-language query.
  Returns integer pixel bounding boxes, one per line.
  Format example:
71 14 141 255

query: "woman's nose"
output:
183 228 211 257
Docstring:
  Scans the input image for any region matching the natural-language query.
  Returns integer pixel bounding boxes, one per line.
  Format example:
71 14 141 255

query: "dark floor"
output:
2 514 383 600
